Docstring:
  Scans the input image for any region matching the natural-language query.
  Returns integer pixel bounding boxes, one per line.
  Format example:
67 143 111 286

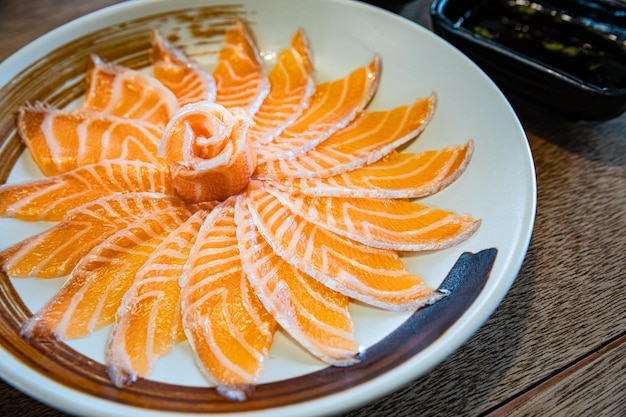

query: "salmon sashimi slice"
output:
0 160 172 221
159 102 257 202
255 56 381 162
83 55 179 129
18 103 163 176
150 31 216 106
106 210 208 386
255 95 435 180
0 192 187 279
180 199 276 400
212 19 269 117
235 195 358 365
245 183 445 311
264 184 480 252
248 29 315 144
20 201 193 341
269 142 474 199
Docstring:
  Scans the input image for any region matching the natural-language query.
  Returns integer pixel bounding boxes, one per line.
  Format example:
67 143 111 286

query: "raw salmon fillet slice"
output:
212 19 269 117
235 195 358 365
180 199 276 400
249 29 315 144
255 56 380 161
83 55 178 128
0 193 187 279
255 95 435 180
270 142 474 199
0 160 172 221
264 184 480 251
20 199 193 341
106 210 208 386
18 104 163 176
150 31 216 106
246 183 444 311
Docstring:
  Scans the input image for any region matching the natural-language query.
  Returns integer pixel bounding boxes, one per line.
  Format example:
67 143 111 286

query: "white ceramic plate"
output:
0 0 536 416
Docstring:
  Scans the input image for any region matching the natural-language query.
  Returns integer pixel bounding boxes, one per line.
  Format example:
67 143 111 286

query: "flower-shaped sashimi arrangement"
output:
0 20 479 401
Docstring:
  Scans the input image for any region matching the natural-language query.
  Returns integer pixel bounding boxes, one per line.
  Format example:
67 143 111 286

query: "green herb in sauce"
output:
456 0 626 89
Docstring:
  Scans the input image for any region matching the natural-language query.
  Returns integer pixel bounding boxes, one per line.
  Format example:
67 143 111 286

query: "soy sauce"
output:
456 0 626 89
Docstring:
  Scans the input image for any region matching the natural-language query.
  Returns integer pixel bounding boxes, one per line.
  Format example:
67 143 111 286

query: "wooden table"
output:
1 1 624 416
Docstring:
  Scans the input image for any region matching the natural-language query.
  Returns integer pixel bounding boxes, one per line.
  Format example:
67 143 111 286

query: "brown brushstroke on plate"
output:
0 246 496 412
0 4 497 413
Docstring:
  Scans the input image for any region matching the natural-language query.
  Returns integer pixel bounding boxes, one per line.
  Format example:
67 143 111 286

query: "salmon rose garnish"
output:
159 102 257 202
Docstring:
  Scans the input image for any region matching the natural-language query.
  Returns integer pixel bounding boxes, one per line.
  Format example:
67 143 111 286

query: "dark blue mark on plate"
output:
253 248 499 402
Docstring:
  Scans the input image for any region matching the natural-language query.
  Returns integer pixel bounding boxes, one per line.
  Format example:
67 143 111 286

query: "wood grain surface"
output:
0 1 624 416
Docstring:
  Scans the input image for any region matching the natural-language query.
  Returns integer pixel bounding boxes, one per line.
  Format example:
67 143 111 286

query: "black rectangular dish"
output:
430 0 626 120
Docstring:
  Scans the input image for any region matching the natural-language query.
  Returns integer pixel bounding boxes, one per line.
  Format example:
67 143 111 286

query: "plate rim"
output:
0 0 537 416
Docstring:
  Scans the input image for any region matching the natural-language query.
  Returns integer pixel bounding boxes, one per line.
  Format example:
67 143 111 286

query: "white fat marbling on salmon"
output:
255 56 380 162
18 194 192 341
106 210 207 386
85 55 179 128
18 103 163 176
267 142 474 199
255 95 436 180
263 184 480 251
57 207 189 336
0 160 171 221
2 193 186 280
213 20 269 117
244 184 443 311
235 195 358 365
249 30 315 145
151 31 217 106
180 199 274 396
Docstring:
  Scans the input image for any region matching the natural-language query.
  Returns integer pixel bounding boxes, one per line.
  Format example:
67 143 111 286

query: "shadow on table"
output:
506 94 626 169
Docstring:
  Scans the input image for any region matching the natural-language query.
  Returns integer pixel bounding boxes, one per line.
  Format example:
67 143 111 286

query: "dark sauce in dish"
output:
455 0 626 89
